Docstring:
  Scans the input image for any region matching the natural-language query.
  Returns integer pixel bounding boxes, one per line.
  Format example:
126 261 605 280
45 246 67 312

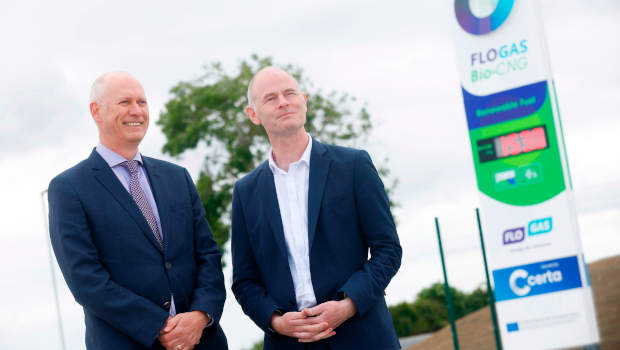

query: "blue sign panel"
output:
462 80 547 130
493 256 582 302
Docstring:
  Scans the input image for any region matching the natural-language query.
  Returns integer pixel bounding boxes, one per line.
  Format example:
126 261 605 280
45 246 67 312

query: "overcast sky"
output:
1 1 619 349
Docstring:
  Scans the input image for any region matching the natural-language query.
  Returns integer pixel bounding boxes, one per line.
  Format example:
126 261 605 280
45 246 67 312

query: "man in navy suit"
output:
48 72 228 350
231 67 402 350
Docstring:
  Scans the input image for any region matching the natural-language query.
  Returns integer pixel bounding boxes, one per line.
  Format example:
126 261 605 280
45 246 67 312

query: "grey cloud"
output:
0 64 83 153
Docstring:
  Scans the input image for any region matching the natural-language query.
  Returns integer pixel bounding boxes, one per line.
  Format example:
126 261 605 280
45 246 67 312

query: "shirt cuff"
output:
269 309 284 333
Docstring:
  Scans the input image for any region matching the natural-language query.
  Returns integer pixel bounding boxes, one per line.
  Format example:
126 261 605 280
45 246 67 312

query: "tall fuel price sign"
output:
451 1 600 349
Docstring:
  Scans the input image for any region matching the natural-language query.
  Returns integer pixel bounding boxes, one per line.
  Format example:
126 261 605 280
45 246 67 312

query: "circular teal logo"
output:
455 0 514 35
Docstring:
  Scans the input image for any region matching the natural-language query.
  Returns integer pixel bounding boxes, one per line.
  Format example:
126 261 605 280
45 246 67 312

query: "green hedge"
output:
389 283 489 337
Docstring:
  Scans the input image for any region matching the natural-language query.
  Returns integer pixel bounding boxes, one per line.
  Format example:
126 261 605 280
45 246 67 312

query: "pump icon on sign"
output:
518 162 544 186
524 168 538 180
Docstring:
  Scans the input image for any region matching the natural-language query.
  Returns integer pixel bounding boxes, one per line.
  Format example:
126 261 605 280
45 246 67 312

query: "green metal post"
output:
435 217 460 350
476 208 503 350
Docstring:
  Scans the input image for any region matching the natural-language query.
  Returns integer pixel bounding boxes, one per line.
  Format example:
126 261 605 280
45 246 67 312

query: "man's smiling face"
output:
95 74 149 148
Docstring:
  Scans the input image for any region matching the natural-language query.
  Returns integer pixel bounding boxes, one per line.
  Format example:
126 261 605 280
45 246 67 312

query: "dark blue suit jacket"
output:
231 139 402 350
48 149 228 350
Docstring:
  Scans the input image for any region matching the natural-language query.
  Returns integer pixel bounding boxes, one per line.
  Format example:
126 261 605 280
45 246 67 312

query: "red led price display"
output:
477 125 549 163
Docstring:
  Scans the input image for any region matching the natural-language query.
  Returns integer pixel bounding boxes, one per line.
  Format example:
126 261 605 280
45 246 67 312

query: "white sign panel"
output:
450 1 600 349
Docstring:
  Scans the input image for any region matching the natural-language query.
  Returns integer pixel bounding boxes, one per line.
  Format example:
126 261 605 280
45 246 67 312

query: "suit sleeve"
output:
338 150 402 317
230 184 284 335
48 176 170 348
185 169 226 327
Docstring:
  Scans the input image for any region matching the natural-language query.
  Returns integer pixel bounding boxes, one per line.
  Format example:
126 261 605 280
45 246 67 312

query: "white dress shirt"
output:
268 134 318 311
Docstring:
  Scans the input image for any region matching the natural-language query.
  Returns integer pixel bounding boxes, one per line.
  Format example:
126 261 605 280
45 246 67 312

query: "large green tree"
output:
157 55 396 258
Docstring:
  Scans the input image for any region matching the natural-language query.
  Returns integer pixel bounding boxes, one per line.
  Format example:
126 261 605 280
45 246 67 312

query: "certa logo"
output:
509 268 563 296
493 256 583 301
455 0 514 35
503 227 525 245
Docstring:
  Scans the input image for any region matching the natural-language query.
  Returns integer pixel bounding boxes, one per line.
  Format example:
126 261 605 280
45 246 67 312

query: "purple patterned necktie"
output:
118 160 164 250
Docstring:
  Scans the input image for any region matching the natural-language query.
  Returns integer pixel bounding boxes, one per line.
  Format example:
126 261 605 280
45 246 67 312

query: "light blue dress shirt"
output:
96 142 177 317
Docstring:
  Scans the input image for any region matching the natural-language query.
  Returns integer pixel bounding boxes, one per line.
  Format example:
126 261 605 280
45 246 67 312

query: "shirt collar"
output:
268 133 313 174
96 142 143 168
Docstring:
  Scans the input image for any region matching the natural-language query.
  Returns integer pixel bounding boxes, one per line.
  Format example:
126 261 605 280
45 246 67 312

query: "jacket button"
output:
164 302 171 309
166 262 172 269
289 300 295 306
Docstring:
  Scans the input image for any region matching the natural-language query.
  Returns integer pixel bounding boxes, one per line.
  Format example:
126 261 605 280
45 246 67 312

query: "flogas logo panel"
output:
493 256 582 302
502 217 552 245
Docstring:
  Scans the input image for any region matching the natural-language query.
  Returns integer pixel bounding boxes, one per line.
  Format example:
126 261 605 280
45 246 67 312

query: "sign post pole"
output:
435 218 460 350
477 208 503 350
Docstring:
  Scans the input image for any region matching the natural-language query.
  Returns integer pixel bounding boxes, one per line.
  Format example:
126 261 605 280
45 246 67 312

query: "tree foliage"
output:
157 55 397 259
389 283 490 338
244 340 263 350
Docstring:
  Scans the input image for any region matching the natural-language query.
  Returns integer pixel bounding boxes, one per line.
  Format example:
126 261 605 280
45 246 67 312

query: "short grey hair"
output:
89 71 134 109
246 66 300 108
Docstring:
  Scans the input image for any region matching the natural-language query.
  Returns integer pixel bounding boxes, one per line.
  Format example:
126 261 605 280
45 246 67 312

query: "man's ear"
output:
245 106 261 126
90 101 102 124
302 92 308 113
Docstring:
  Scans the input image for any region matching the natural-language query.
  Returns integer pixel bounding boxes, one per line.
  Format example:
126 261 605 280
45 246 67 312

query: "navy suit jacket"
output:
231 139 402 350
48 149 228 350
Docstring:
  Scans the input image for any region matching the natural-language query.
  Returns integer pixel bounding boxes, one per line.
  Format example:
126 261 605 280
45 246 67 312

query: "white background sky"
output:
1 1 619 349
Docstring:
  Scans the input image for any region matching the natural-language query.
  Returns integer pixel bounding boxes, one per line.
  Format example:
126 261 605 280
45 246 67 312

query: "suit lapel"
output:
307 139 330 254
89 150 164 254
258 163 289 263
142 156 171 252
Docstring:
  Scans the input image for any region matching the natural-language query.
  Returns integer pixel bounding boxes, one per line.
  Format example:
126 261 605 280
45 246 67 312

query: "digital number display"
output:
477 125 549 163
